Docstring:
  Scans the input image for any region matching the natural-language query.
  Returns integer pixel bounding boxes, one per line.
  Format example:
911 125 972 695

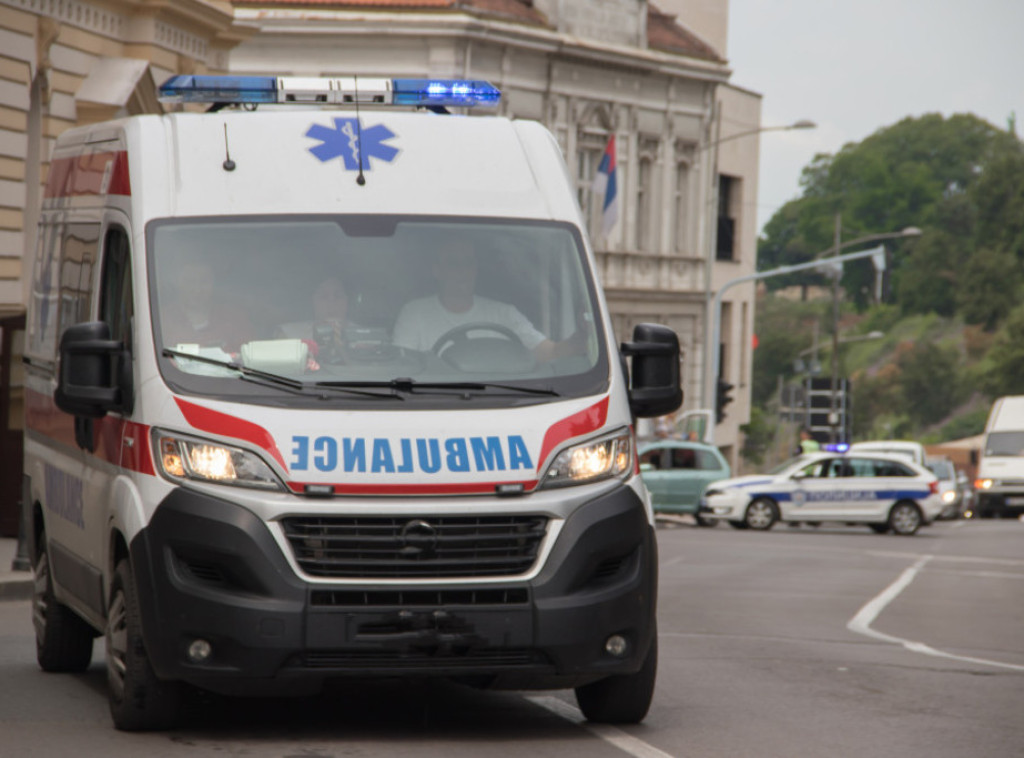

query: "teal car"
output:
639 440 731 523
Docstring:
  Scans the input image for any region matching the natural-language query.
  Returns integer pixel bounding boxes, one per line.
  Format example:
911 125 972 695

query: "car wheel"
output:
694 513 718 528
575 631 657 724
744 498 778 531
868 523 890 534
107 559 182 731
33 539 95 673
888 502 922 536
728 520 749 530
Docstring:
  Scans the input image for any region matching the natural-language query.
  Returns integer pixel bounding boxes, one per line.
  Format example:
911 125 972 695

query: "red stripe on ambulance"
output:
536 396 609 472
25 387 153 474
175 398 288 470
44 150 131 199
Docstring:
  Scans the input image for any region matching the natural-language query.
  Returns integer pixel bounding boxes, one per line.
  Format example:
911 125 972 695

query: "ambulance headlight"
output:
542 431 632 488
154 431 283 490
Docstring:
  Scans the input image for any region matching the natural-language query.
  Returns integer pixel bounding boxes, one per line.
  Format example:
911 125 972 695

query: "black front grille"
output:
281 515 548 578
310 587 529 607
301 648 549 670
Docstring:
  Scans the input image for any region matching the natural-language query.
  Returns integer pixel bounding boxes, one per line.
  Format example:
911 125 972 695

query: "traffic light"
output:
716 378 734 423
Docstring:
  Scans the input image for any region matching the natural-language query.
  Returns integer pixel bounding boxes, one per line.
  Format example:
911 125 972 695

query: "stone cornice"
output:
232 8 732 83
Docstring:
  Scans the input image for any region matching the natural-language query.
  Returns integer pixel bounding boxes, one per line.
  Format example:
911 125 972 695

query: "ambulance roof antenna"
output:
222 123 236 172
354 76 366 186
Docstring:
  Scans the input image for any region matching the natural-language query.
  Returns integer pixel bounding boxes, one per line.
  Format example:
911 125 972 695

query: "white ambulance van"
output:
23 75 681 730
975 395 1024 518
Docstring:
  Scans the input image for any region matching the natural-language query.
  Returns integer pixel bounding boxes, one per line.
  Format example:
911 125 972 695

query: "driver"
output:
391 240 584 362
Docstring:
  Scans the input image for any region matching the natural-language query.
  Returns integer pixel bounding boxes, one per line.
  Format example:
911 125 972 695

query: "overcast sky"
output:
726 0 1024 235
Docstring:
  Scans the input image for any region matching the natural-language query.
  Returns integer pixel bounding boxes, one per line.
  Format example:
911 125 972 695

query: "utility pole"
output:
831 213 842 443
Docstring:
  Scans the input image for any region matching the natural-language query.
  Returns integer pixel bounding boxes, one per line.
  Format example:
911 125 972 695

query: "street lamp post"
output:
706 239 918 443
700 116 816 412
820 226 922 441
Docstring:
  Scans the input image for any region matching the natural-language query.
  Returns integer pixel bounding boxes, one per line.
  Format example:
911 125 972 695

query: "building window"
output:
674 160 690 253
716 174 740 261
636 155 652 251
740 300 749 386
576 141 603 238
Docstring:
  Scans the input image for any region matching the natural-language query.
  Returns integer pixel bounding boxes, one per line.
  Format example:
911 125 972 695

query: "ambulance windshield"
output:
148 216 608 405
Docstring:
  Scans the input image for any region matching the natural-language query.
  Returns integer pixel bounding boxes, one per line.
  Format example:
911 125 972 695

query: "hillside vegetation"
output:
744 113 1024 465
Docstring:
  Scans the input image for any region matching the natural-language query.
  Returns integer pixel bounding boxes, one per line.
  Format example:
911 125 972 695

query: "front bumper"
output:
698 493 746 520
130 484 657 696
976 491 1024 517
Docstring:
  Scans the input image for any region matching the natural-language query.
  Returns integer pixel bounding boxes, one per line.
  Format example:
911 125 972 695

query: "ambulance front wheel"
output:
744 498 778 531
106 559 182 731
574 631 657 724
33 537 94 673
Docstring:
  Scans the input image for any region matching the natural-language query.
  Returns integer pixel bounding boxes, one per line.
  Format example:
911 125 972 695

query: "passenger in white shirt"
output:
392 241 585 362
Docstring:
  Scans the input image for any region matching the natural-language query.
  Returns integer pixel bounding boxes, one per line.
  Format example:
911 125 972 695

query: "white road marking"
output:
527 695 678 758
847 554 1024 671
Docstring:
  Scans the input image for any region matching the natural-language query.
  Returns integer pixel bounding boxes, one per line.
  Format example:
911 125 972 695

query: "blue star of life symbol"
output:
305 118 399 171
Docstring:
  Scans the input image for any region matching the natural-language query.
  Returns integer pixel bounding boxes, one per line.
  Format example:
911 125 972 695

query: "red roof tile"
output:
646 3 724 62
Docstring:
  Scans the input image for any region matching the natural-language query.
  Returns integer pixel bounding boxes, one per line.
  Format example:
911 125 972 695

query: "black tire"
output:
868 523 890 534
694 513 718 528
728 520 749 530
888 501 922 536
575 633 657 724
33 541 95 673
106 559 181 731
744 498 778 531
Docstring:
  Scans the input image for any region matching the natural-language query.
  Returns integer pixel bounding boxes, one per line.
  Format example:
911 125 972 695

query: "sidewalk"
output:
0 536 33 601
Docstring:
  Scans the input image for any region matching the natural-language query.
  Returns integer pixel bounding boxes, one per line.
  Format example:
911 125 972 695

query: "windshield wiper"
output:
314 377 560 397
162 349 401 400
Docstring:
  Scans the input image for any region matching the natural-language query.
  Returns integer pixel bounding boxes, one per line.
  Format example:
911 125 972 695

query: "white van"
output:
848 440 926 467
975 396 1024 518
23 76 681 730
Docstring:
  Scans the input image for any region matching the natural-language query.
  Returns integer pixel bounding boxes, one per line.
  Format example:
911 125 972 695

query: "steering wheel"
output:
431 322 526 356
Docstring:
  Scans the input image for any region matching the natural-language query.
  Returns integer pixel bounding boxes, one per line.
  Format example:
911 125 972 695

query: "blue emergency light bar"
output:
823 443 850 453
158 75 501 108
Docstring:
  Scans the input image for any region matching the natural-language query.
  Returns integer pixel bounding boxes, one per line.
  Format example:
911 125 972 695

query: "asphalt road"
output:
1 517 1022 757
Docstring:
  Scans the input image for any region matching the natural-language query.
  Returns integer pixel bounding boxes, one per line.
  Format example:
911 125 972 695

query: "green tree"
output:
749 296 822 406
897 342 961 426
758 113 1023 313
971 148 1024 258
740 405 773 467
984 303 1024 396
955 246 1021 330
892 230 962 317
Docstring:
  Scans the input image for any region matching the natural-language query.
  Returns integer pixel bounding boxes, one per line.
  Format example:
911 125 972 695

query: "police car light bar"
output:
823 443 850 453
158 75 501 108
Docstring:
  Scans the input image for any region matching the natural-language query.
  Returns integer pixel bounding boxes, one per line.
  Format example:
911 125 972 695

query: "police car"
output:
698 448 942 535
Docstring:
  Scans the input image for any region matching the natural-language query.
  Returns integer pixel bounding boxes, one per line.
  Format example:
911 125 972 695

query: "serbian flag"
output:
591 135 619 236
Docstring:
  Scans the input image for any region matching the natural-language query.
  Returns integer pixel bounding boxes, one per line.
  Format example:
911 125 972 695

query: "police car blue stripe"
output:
726 478 774 489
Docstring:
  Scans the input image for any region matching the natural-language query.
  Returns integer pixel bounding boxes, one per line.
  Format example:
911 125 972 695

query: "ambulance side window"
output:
99 227 133 347
58 223 99 337
28 221 62 361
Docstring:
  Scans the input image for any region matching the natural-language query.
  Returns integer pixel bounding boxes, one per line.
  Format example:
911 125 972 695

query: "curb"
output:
0 574 33 601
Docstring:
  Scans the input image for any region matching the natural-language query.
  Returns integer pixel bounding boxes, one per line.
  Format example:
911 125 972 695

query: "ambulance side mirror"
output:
55 321 132 419
621 323 683 418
